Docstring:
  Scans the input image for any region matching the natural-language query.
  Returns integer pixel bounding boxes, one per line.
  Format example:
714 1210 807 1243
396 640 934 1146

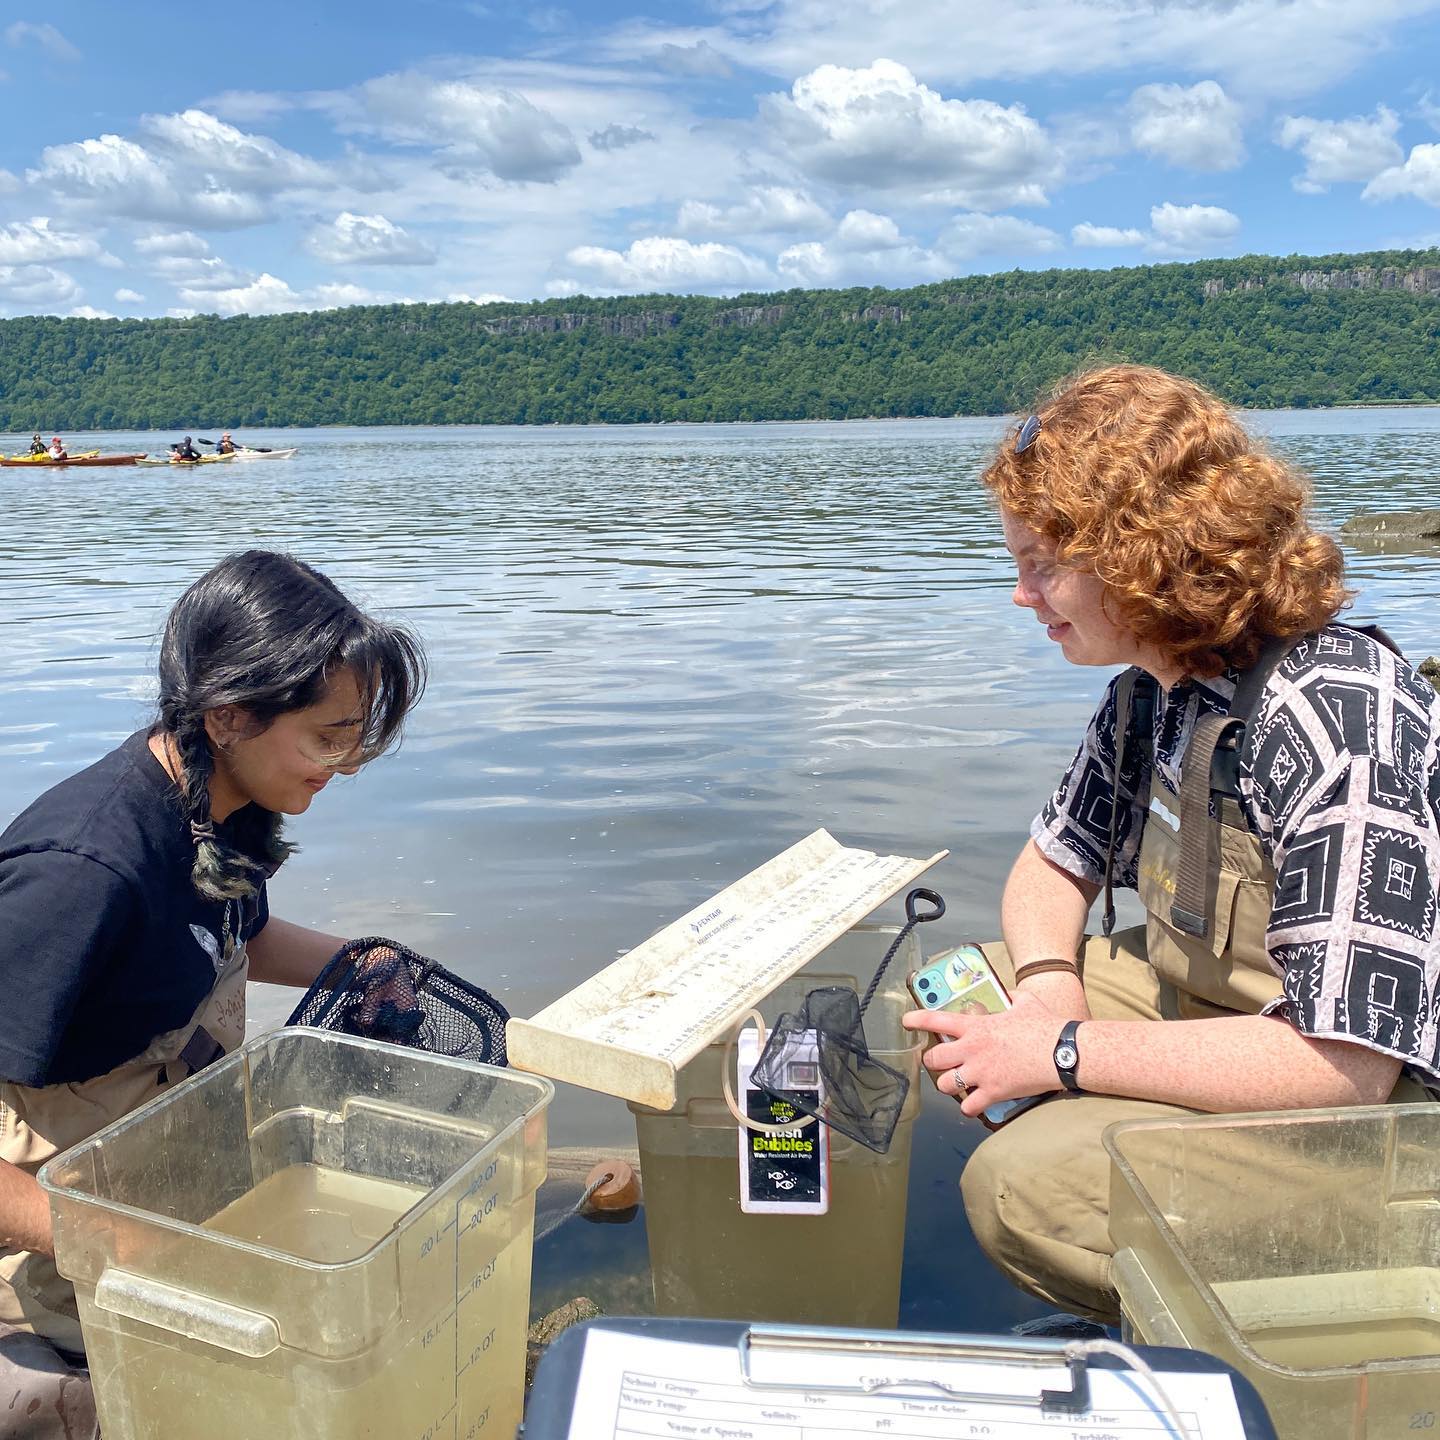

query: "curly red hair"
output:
982 364 1350 677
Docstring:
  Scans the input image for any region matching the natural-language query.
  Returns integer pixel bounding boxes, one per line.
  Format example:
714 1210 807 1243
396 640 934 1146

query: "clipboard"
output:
521 1317 1278 1439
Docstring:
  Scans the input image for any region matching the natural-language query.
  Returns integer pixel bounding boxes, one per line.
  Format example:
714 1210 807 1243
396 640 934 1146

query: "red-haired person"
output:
905 364 1440 1324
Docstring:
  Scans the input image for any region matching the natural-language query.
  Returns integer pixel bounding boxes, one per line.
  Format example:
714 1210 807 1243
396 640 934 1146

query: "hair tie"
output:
189 819 216 844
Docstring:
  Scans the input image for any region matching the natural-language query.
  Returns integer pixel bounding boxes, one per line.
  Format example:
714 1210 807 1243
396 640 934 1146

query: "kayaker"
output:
0 550 428 1434
47 436 67 461
905 364 1440 1324
28 434 45 457
215 432 237 454
172 435 202 462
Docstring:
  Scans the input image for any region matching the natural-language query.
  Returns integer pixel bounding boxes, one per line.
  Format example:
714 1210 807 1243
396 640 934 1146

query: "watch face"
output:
1055 1043 1078 1069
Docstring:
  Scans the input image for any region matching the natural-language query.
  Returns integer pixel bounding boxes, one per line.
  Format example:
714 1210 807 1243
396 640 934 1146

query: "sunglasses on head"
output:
1015 414 1042 454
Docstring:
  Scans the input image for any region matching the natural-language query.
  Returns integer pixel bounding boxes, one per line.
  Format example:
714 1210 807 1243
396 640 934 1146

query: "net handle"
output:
720 1009 818 1134
858 886 946 1015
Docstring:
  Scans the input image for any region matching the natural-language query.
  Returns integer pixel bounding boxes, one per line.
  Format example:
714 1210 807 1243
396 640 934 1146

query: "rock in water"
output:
1341 509 1440 538
527 1297 604 1390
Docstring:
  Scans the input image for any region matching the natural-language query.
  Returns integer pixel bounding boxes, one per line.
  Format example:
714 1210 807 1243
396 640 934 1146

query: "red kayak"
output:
1 453 148 467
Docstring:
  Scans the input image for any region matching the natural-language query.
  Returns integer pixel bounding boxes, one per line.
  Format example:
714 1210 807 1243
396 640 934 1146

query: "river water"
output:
3 411 1439 1332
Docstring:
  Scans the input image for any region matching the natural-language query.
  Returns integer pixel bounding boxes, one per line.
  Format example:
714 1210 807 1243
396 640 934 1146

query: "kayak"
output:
229 447 297 460
4 450 100 463
1 452 146 467
135 453 238 467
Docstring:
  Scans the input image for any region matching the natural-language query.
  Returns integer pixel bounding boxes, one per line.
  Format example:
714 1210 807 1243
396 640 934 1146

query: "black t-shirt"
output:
0 731 271 1087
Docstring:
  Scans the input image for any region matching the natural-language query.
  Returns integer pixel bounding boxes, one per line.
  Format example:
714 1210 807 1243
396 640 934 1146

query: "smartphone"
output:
908 945 1047 1129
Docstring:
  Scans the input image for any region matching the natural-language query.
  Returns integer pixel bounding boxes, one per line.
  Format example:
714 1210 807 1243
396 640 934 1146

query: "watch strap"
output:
1053 1019 1083 1092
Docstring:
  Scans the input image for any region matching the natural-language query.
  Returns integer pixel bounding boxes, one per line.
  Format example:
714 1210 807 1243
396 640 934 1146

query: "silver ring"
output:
950 1066 967 1090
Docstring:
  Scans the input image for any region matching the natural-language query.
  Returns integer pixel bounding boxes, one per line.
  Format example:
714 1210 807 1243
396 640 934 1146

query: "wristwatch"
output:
1053 1020 1083 1092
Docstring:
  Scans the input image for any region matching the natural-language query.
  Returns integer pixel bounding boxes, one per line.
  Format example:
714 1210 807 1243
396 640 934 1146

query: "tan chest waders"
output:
1 913 251 1354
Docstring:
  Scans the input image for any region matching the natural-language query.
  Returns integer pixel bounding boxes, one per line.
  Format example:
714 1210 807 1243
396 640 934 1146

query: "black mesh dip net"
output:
286 936 509 1066
748 888 943 1154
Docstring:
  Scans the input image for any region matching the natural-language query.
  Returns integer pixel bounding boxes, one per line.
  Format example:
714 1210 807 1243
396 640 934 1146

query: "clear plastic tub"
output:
1106 1105 1440 1439
39 1028 553 1440
629 924 924 1327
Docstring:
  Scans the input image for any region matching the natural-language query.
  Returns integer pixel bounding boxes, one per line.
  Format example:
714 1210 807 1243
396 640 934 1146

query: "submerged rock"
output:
527 1296 604 1390
1341 509 1440 538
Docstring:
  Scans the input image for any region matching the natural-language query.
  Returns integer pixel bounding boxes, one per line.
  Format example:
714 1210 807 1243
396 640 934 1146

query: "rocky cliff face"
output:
1203 266 1440 298
480 310 681 337
713 304 789 327
480 305 801 335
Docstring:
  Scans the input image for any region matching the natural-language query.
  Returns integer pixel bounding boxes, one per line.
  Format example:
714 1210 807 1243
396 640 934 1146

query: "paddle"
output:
198 437 273 452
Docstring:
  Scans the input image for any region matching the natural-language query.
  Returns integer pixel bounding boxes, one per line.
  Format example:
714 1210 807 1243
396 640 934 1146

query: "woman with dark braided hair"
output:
0 550 426 1433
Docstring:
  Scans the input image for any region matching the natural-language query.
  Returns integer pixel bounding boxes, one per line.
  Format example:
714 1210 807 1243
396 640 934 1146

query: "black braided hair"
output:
156 551 427 902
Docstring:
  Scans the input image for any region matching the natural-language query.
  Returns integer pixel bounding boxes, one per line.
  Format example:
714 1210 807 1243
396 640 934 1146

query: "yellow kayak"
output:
5 450 101 463
135 452 239 466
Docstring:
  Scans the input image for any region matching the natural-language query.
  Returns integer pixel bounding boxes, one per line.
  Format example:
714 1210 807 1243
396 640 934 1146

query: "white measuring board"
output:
507 829 946 1109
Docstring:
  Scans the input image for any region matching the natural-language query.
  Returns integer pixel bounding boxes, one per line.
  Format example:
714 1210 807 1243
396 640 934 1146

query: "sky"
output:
2 0 1440 319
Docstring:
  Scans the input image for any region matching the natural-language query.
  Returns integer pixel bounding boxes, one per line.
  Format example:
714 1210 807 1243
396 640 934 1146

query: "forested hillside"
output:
2 249 1438 429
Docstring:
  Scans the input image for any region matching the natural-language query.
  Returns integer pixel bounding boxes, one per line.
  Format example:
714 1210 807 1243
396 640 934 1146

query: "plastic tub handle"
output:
94 1269 281 1358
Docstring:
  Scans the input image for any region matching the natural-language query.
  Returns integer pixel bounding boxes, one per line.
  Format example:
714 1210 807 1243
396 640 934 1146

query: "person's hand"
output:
903 991 1077 1119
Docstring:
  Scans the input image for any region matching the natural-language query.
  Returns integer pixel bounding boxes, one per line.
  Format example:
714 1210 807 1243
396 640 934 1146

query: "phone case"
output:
908 946 1047 1129
908 944 1011 1017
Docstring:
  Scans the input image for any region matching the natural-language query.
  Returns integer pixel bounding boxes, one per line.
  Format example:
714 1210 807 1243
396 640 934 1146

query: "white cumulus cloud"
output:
778 208 1059 286
1147 201 1241 253
1278 106 1405 192
114 288 145 303
150 253 254 291
763 59 1058 208
678 186 830 237
359 74 582 183
134 230 211 258
27 110 369 233
1072 222 1148 247
776 237 948 287
305 212 436 265
29 133 269 229
833 210 906 251
939 212 1062 260
68 305 114 319
139 109 332 193
1128 81 1245 171
1364 143 1440 205
180 273 405 316
0 217 103 265
558 236 771 293
0 264 82 308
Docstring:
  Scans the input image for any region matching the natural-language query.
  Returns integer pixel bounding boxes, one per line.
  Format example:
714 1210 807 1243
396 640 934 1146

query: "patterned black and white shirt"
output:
1033 626 1440 1088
